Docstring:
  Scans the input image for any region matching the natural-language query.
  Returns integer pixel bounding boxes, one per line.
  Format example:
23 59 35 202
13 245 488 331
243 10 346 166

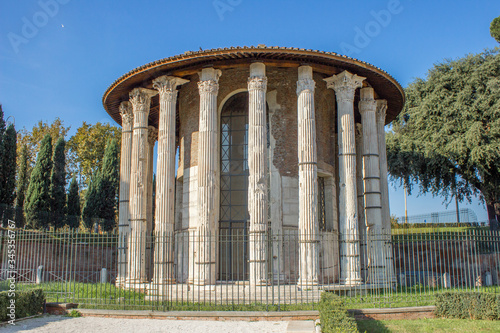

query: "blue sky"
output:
1 0 499 221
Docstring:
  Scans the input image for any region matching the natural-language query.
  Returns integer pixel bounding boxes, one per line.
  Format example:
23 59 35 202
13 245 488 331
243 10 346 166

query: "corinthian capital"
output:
119 101 133 126
148 126 158 145
198 80 219 95
197 68 222 95
376 99 388 123
248 76 268 91
324 70 365 102
129 88 157 113
296 78 315 95
152 76 189 100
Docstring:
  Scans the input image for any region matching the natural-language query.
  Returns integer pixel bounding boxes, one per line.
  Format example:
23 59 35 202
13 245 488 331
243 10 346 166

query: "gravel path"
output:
2 315 290 333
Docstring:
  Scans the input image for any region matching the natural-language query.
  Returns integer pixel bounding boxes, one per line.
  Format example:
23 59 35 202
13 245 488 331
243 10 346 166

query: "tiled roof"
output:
103 45 405 127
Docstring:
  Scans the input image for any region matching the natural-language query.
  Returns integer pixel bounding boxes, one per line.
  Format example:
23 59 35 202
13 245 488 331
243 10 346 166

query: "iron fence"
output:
1 227 499 310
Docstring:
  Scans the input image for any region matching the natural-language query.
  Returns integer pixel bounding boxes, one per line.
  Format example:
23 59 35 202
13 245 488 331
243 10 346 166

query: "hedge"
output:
318 292 359 333
0 289 45 322
435 292 500 320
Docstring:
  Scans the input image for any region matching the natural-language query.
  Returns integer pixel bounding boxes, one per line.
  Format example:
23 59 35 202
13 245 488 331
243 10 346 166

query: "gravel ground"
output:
1 315 290 333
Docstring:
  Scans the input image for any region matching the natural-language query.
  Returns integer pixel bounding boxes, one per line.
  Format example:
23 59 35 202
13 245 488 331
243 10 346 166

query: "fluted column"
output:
325 70 365 285
248 63 269 286
297 66 319 287
359 87 385 284
194 67 221 285
376 100 390 233
355 123 367 282
145 126 157 281
128 87 157 284
152 76 189 285
117 101 133 286
376 99 394 283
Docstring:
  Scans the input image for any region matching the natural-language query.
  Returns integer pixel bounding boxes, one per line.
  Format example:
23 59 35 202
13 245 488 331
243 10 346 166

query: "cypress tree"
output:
97 139 119 232
0 106 6 216
0 125 17 222
24 134 52 229
82 173 100 231
50 137 66 229
15 144 29 227
66 176 81 229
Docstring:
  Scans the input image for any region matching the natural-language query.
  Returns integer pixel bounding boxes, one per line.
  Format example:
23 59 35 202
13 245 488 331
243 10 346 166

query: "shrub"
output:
435 292 500 320
0 289 45 322
318 292 358 333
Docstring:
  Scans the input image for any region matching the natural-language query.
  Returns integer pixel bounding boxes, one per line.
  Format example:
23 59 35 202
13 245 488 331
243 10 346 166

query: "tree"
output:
82 172 100 231
387 48 500 229
0 106 6 209
67 122 121 187
66 176 81 229
50 137 66 229
17 118 70 171
491 16 500 43
24 134 53 229
0 124 17 223
15 144 28 227
95 139 119 232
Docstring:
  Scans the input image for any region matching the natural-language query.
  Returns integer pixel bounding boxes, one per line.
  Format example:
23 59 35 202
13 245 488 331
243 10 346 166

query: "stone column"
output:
248 63 269 286
194 67 221 285
355 124 367 282
359 87 385 284
297 65 319 287
376 100 390 232
152 76 189 285
117 101 133 286
145 126 157 281
324 71 365 285
128 87 157 284
376 99 394 283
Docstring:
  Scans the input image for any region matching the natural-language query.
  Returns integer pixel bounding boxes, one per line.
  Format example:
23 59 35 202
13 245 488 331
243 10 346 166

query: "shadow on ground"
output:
356 319 391 333
1 315 72 332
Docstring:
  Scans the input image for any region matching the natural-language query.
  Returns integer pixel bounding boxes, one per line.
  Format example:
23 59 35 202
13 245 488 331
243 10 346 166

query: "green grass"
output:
3 281 499 312
357 318 500 332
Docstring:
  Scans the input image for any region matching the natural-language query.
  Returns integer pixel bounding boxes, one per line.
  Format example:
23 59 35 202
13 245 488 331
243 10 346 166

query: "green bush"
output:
435 292 500 320
0 289 45 322
318 292 358 333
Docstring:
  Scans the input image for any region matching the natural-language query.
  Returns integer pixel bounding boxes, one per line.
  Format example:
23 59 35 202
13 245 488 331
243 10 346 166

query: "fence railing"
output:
0 227 499 310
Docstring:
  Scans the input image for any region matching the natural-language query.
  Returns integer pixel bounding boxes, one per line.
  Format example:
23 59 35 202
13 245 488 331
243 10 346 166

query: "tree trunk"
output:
487 202 499 231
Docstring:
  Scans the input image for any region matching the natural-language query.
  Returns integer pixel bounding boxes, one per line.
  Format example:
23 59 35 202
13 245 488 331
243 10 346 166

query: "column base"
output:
340 278 363 286
297 279 319 290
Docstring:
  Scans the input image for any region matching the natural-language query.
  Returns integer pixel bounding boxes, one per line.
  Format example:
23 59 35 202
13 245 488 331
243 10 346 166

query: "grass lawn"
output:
357 318 500 332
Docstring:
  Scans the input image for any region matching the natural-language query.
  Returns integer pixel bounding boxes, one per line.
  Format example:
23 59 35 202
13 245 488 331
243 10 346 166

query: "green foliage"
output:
15 144 28 226
50 137 67 229
435 292 500 320
65 309 82 317
96 139 119 231
67 122 121 187
318 292 359 333
387 48 500 226
24 134 53 229
66 176 81 229
82 172 100 231
0 125 18 224
0 289 45 322
16 118 70 173
491 16 500 43
0 124 17 206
